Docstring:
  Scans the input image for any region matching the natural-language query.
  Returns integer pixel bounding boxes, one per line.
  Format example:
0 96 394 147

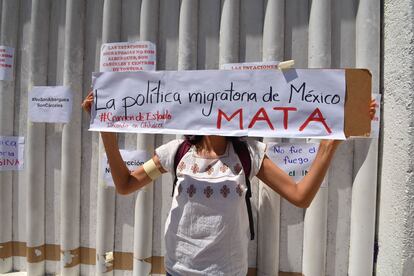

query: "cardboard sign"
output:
221 61 279 71
0 136 24 171
28 86 73 123
90 69 351 139
266 142 320 183
102 149 149 187
100 41 156 72
0 46 15 81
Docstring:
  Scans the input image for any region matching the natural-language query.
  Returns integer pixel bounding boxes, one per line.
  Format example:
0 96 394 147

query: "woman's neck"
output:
196 136 228 157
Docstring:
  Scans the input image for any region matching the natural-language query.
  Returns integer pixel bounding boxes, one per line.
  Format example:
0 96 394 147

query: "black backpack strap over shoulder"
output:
232 140 255 240
172 140 192 196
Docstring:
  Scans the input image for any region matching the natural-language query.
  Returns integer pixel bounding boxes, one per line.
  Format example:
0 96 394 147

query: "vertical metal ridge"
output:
60 0 85 275
178 0 198 70
0 0 20 273
302 1 330 276
132 1 158 275
349 0 380 274
26 0 50 275
257 1 284 275
219 0 240 65
96 0 121 274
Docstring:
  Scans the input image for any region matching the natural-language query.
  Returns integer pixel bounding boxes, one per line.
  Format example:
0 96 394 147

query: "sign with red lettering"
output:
0 46 15 81
89 69 346 139
0 136 24 171
100 41 156 72
221 61 279 71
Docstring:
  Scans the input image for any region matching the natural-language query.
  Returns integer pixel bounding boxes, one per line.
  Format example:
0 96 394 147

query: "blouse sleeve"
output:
154 139 183 173
246 138 267 179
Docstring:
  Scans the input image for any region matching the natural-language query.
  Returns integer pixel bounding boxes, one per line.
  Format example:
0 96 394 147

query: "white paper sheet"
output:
0 46 15 81
0 136 25 171
266 142 320 183
100 41 156 72
28 86 73 123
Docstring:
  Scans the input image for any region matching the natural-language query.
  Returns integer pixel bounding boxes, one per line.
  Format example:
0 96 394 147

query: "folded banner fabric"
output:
90 69 347 139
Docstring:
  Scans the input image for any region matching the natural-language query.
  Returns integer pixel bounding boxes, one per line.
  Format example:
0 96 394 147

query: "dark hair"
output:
184 135 244 145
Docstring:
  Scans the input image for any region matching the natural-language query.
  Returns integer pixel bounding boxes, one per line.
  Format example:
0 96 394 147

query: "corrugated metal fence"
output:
0 0 380 275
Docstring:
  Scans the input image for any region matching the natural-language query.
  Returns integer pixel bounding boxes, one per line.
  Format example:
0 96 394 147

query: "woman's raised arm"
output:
256 140 339 208
82 90 166 195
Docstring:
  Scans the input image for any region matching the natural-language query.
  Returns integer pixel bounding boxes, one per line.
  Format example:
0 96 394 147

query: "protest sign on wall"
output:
266 142 320 183
90 69 349 139
0 46 15 81
0 136 24 171
102 149 149 187
100 41 156 72
370 94 381 138
28 86 73 123
221 61 279 71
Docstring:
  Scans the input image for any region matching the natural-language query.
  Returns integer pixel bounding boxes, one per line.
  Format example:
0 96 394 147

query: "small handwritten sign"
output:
266 142 319 183
0 46 15 81
102 149 149 187
90 69 346 139
370 94 381 138
221 61 279 71
28 86 73 123
0 136 25 171
100 41 156 72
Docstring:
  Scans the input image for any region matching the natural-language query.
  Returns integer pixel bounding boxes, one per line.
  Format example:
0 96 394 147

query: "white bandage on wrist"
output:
143 159 162 181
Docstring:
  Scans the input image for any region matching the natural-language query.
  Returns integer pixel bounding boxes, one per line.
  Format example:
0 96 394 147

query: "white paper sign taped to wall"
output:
370 94 381 138
102 149 149 187
0 46 15 81
90 69 346 139
28 86 73 123
0 136 25 171
266 142 320 183
221 61 279 71
100 41 156 72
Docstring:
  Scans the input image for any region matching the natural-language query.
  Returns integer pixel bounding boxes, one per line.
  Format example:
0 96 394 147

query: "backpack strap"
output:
232 140 255 240
172 140 192 196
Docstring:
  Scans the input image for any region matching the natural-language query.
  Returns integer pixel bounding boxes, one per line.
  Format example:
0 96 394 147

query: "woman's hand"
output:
369 98 377 120
81 90 94 115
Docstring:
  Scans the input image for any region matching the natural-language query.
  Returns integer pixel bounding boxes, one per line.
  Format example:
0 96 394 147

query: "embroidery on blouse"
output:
219 164 229 173
191 163 200 174
236 184 243 197
187 184 196 197
204 186 214 198
220 185 230 198
206 164 214 175
178 161 186 172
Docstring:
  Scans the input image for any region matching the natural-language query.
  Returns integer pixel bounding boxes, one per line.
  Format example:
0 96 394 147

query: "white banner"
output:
0 136 25 171
102 149 149 187
0 46 15 81
28 86 73 123
266 142 319 183
90 69 346 139
100 41 156 72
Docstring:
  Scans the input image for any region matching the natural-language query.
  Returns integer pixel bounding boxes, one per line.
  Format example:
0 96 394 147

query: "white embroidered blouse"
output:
155 139 266 276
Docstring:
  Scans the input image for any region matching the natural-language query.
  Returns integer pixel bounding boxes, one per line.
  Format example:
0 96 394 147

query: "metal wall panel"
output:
0 0 380 275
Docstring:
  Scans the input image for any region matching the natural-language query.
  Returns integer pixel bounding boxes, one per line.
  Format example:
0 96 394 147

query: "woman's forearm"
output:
100 132 131 192
257 140 340 208
295 140 339 207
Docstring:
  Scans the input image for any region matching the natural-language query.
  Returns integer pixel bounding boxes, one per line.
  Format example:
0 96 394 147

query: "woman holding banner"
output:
82 92 375 276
